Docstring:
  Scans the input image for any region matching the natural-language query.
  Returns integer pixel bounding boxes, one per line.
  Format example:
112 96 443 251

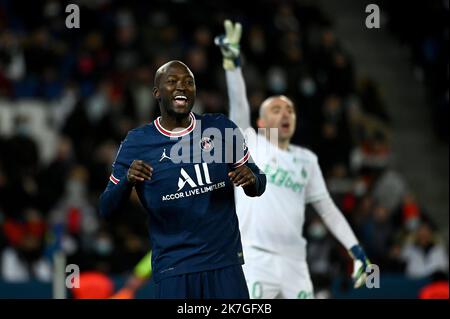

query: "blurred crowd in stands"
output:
381 0 448 143
0 0 448 297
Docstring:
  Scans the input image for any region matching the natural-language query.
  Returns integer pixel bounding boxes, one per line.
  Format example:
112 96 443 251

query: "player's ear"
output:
153 87 161 101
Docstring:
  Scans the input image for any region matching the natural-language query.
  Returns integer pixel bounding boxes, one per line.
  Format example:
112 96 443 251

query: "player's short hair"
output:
259 95 295 118
154 60 194 88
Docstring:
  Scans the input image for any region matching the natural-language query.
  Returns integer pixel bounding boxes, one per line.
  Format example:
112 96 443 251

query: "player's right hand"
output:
127 160 153 184
229 165 256 187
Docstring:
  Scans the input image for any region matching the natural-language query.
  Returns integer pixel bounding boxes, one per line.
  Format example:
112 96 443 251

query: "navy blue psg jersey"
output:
99 112 266 282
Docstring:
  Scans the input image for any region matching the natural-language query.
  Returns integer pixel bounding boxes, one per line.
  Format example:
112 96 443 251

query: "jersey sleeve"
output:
109 136 134 185
223 116 252 169
312 197 359 250
226 67 252 131
99 132 136 217
304 154 330 204
223 116 266 197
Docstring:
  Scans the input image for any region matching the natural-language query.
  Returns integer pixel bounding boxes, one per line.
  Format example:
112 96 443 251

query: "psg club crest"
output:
200 137 214 152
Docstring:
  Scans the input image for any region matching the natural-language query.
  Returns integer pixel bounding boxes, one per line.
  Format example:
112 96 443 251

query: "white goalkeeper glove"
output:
349 245 371 288
214 19 242 70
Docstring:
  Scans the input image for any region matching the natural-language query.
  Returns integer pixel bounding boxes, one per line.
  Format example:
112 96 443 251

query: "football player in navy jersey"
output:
99 60 266 299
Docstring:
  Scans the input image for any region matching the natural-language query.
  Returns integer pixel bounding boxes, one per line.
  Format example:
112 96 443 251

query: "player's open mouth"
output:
173 95 188 107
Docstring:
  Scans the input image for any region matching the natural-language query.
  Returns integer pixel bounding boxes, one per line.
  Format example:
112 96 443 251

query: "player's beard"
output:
161 97 194 121
167 106 191 120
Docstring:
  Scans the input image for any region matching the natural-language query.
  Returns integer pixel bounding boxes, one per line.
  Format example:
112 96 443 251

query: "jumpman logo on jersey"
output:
159 149 171 162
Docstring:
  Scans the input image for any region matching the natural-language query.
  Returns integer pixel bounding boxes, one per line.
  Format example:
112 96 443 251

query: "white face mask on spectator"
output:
405 217 420 232
66 179 86 201
308 223 327 240
299 77 316 97
94 237 113 256
267 67 287 93
16 122 32 137
354 180 367 197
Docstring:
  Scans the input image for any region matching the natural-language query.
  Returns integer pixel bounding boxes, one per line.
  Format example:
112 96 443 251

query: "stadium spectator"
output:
399 220 449 279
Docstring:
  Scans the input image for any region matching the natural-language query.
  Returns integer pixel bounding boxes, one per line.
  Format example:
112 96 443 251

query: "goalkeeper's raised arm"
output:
214 19 372 294
215 20 252 131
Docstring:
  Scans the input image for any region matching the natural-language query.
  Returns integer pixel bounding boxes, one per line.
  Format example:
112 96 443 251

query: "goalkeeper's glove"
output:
214 19 242 70
349 244 371 288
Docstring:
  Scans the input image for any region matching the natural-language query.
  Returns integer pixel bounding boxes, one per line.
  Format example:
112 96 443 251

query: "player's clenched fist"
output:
228 165 256 187
127 160 153 184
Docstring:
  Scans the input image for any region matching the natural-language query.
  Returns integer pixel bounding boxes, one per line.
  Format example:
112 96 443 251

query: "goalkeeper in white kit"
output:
215 20 371 298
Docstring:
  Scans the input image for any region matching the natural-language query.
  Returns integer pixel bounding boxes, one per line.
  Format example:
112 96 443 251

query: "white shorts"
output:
242 246 314 299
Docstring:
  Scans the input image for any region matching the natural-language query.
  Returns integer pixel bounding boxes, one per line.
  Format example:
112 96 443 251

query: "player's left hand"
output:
349 245 371 288
215 19 242 70
228 165 256 187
